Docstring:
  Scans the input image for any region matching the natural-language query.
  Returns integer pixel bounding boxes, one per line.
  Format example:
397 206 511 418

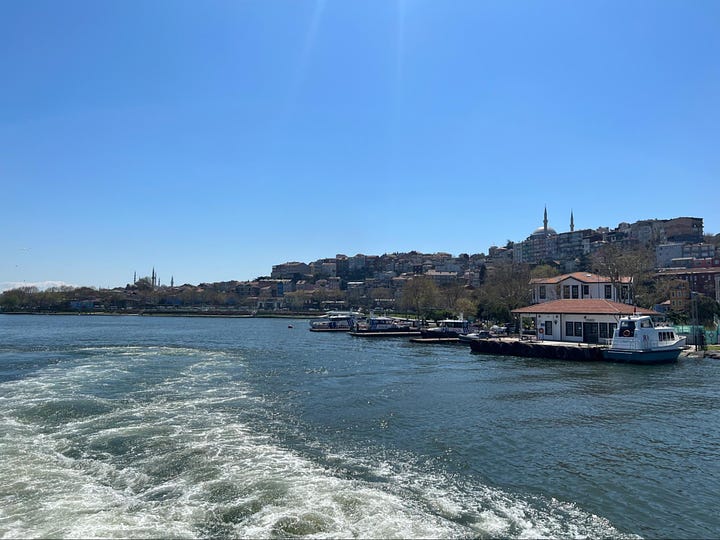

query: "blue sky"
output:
2 0 718 290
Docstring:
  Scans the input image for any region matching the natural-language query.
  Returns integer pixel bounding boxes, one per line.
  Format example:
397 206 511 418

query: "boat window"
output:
619 321 635 337
574 322 582 336
565 321 574 336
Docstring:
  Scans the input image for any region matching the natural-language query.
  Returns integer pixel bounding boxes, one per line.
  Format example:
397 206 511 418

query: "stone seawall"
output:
468 338 604 361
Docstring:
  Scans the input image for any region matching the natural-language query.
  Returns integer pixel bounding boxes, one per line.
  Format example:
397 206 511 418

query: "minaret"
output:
570 210 575 232
171 276 174 288
152 267 156 288
543 206 548 235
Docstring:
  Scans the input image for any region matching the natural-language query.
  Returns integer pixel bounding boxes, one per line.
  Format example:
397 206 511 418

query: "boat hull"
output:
601 348 681 364
309 327 352 332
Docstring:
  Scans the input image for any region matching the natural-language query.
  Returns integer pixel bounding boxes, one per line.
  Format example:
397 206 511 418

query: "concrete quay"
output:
467 337 605 361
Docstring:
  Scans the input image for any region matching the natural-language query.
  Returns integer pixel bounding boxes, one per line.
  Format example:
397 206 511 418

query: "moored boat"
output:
420 318 471 339
309 311 363 332
458 330 492 343
350 316 421 336
602 315 686 364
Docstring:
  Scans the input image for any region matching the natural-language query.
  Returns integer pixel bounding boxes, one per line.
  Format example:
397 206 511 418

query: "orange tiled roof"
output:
529 272 632 285
512 299 657 315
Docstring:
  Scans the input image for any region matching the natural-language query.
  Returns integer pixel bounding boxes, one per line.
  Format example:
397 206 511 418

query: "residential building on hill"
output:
271 262 310 280
530 272 633 304
511 210 704 269
655 267 720 301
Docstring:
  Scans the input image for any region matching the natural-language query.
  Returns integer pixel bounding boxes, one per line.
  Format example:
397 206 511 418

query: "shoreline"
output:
0 310 317 319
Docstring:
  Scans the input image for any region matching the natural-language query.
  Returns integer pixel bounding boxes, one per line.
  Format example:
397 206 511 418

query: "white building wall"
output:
532 313 620 344
533 277 627 304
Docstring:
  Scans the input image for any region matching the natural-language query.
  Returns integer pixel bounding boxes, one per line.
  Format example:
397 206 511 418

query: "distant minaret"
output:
543 206 548 235
171 276 174 288
133 271 137 284
152 267 156 288
570 210 575 232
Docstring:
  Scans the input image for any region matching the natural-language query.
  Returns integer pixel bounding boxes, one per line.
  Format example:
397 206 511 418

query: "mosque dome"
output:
531 225 557 237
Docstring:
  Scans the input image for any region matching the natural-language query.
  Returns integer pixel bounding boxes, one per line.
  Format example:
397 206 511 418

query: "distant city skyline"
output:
2 212 713 293
2 1 718 291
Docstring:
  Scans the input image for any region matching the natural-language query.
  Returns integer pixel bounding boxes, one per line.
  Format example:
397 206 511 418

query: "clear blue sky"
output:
2 0 718 290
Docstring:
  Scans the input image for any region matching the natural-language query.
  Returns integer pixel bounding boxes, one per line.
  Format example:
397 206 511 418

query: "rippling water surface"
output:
1 314 718 538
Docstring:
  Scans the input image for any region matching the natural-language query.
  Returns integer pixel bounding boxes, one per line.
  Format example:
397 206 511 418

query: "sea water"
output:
1 314 718 538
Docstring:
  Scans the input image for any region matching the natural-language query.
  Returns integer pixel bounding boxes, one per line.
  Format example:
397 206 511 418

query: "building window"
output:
563 285 570 298
572 285 579 299
582 285 589 297
539 285 546 299
566 321 583 337
599 322 610 339
604 284 612 299
544 320 553 336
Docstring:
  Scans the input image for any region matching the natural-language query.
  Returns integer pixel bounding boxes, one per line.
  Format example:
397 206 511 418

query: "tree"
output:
476 262 531 323
284 291 309 311
530 264 560 279
694 294 720 327
437 282 466 312
591 243 654 303
399 277 439 317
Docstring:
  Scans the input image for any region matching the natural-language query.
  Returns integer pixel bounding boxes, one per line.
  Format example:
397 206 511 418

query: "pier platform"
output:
350 331 422 337
467 337 604 361
409 337 462 344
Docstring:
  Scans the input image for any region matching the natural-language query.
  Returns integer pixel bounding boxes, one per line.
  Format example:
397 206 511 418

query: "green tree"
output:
591 243 654 303
530 264 560 279
694 294 720 327
476 262 531 323
439 282 468 313
399 276 439 317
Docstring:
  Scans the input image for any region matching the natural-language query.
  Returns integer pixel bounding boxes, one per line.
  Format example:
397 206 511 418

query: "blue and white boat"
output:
602 315 686 364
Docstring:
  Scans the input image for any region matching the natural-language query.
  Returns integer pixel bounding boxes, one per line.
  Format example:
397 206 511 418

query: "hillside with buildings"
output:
2 213 719 324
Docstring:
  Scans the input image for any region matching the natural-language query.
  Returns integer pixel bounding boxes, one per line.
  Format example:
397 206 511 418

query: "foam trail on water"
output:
0 344 635 539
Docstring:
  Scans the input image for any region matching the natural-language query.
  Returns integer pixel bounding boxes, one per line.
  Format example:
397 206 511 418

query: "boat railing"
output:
611 336 679 351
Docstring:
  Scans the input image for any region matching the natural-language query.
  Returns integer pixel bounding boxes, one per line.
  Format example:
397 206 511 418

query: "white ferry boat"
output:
420 318 471 338
350 316 421 336
309 311 363 332
602 315 686 364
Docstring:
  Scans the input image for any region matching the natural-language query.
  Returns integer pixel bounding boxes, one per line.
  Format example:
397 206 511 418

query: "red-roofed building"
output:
530 272 633 305
512 299 658 344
